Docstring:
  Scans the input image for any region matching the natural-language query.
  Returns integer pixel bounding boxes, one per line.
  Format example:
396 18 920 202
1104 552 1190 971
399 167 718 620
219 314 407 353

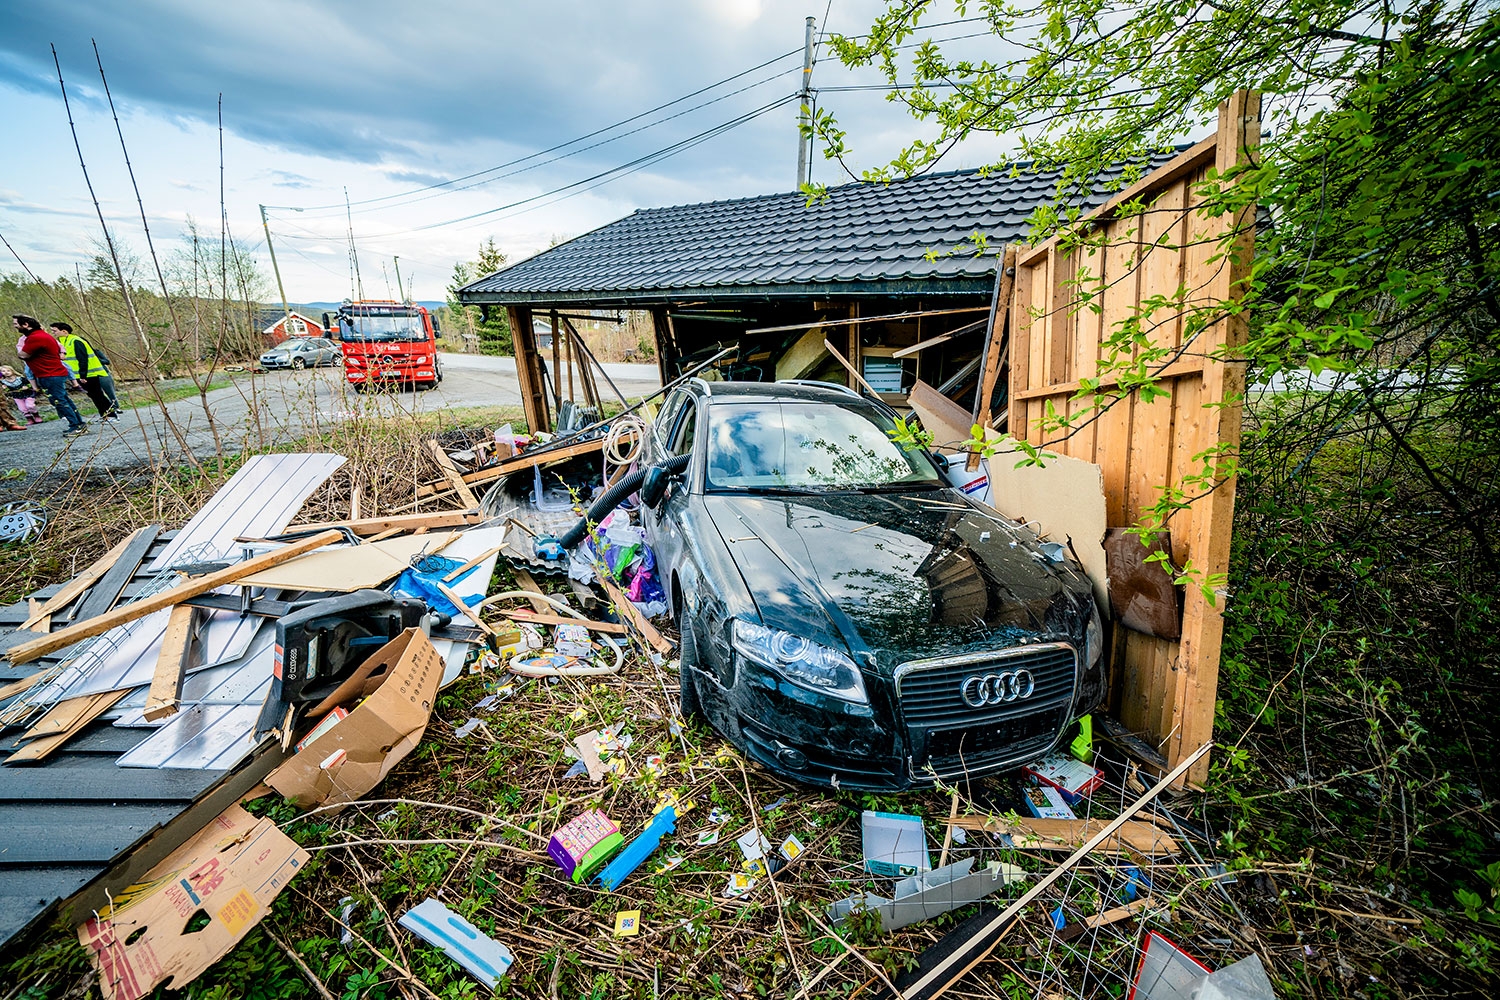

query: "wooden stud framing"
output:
507 305 550 433
1006 92 1260 784
975 244 1019 425
5 529 345 665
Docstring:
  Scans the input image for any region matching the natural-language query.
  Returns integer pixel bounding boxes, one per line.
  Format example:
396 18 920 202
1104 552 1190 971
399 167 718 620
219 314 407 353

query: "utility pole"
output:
259 204 291 326
393 256 405 302
345 187 364 301
796 15 816 191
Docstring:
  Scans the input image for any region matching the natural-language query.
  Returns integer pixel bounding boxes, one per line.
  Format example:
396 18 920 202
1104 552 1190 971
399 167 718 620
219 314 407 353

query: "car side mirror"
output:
640 466 670 510
930 451 951 471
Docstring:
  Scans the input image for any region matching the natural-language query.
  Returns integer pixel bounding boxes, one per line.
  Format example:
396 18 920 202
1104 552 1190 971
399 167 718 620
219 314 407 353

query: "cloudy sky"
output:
0 1 1018 302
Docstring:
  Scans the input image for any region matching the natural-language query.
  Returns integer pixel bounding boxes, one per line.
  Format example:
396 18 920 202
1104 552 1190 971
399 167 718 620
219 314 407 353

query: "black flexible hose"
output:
559 453 692 550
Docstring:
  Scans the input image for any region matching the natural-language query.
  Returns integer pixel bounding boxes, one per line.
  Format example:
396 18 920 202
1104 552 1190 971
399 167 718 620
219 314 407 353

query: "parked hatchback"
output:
640 379 1106 791
260 337 341 370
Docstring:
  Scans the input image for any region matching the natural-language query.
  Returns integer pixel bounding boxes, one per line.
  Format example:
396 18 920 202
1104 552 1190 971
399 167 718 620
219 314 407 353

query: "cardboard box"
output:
1023 783 1077 820
78 804 308 1000
266 628 444 809
1024 753 1105 804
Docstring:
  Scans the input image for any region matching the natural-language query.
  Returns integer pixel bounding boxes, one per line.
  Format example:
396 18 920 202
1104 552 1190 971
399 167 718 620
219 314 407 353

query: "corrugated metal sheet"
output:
457 158 1177 305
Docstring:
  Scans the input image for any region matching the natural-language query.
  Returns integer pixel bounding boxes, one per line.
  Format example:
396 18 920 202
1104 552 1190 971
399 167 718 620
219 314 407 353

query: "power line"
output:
273 93 796 243
386 94 800 237
265 46 802 215
315 62 802 220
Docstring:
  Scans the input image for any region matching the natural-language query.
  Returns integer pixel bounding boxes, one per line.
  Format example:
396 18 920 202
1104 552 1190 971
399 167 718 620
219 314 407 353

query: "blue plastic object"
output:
594 806 678 891
398 898 513 988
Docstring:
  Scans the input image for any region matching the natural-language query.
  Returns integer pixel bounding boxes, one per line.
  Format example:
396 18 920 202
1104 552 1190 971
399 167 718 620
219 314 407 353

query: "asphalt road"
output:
0 353 661 495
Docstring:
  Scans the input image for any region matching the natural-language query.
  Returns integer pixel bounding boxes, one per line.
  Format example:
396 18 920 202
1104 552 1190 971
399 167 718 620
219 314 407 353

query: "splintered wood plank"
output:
6 689 130 763
1008 256 1035 439
975 244 1018 424
427 440 481 509
5 529 344 665
18 528 151 631
143 604 196 722
599 577 672 655
70 525 162 623
947 814 1179 855
291 510 480 536
501 611 627 634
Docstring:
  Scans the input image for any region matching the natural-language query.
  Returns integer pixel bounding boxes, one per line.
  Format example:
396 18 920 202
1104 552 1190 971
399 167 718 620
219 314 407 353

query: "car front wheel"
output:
291 357 306 370
677 608 703 721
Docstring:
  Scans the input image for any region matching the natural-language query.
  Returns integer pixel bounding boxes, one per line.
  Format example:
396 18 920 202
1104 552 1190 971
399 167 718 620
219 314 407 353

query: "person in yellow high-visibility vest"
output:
51 322 120 421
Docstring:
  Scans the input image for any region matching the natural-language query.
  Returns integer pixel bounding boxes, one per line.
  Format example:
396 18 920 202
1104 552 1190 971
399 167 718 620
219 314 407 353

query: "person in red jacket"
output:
12 315 86 435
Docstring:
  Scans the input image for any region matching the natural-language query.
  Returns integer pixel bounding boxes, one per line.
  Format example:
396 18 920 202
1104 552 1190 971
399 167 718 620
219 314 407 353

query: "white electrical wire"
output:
602 414 648 486
470 590 625 676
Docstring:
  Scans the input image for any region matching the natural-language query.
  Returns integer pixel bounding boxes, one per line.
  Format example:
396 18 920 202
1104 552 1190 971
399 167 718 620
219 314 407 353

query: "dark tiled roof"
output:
459 156 1176 306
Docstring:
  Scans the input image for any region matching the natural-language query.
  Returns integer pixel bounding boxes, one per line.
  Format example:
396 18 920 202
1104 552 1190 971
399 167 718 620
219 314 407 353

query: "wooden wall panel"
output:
1008 92 1260 783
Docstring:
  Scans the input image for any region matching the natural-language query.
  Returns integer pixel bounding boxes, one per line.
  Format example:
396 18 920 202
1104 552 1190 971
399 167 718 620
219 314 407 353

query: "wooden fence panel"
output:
1007 92 1261 783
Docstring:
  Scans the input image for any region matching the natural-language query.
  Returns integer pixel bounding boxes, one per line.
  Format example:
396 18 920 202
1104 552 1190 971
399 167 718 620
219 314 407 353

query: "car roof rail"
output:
776 378 861 397
688 376 713 397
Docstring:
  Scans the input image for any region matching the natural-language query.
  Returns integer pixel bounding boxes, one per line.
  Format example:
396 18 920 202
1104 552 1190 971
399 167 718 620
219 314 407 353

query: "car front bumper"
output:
705 642 1079 791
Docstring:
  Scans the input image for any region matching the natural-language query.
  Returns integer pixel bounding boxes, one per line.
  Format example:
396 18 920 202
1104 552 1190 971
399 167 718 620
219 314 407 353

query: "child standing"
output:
1 365 41 426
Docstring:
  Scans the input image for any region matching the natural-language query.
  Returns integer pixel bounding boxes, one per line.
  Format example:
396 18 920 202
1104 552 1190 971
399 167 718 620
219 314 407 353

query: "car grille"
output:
896 643 1078 728
896 643 1078 778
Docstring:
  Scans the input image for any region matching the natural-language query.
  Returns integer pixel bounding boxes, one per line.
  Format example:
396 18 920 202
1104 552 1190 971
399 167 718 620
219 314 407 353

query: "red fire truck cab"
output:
329 300 443 391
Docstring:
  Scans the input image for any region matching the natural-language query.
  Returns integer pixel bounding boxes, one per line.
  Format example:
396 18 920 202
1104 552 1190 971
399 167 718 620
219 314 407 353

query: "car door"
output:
643 392 699 614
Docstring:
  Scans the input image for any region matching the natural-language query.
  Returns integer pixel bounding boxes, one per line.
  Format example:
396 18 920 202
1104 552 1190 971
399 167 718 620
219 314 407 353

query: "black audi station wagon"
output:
639 379 1105 791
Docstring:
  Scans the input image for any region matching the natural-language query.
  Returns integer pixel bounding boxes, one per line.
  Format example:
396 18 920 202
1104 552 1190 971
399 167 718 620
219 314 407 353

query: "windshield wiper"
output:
715 485 828 496
850 481 942 494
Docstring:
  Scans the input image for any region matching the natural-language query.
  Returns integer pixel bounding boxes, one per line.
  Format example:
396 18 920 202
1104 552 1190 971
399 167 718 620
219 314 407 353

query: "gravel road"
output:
0 353 661 497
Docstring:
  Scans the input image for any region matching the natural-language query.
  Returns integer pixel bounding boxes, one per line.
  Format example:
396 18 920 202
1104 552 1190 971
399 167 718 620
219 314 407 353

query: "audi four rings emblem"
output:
959 670 1036 707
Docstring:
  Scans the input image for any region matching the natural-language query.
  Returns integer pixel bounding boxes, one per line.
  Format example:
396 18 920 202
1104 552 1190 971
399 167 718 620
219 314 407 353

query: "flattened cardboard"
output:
1104 527 1183 639
265 628 444 809
235 532 458 591
987 439 1110 612
77 803 307 1000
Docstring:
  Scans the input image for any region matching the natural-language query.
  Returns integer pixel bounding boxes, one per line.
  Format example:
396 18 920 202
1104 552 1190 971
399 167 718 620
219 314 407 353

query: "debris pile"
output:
0 442 1282 998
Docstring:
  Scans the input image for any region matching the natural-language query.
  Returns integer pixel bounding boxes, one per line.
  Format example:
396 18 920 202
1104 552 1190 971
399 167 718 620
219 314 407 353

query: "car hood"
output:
702 489 1089 674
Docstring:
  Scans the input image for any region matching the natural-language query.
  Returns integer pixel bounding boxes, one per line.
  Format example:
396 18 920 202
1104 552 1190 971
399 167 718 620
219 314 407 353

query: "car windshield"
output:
341 313 426 342
704 401 942 491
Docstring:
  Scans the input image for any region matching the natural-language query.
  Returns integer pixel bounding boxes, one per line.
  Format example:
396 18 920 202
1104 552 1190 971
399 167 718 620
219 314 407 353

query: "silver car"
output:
260 337 342 370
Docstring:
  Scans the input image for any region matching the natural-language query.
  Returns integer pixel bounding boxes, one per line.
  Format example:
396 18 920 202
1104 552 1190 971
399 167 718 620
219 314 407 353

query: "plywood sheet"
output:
987 439 1110 612
235 532 457 590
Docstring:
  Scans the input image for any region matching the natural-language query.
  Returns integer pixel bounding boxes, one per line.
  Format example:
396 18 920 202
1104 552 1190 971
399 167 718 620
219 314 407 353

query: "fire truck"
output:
326 300 443 391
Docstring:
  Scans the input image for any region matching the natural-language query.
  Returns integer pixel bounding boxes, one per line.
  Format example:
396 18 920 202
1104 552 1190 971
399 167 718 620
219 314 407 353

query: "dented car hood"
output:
702 489 1089 674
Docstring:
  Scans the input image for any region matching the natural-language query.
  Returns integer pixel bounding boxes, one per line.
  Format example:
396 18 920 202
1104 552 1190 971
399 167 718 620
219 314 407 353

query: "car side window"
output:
655 390 686 451
672 401 697 457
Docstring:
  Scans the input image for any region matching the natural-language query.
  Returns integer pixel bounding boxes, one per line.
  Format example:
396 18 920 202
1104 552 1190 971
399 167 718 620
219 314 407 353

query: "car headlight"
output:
1084 605 1104 667
731 619 867 703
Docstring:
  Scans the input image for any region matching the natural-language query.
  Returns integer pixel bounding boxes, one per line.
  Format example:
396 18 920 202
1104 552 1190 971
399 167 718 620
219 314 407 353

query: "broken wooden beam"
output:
18 527 154 632
5 530 345 666
143 604 197 722
288 511 481 537
501 610 627 634
946 814 1180 855
426 440 481 508
416 438 606 496
598 577 672 654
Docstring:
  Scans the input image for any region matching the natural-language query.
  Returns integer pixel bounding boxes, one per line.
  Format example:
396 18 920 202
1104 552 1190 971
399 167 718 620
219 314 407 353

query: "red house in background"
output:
260 311 328 345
